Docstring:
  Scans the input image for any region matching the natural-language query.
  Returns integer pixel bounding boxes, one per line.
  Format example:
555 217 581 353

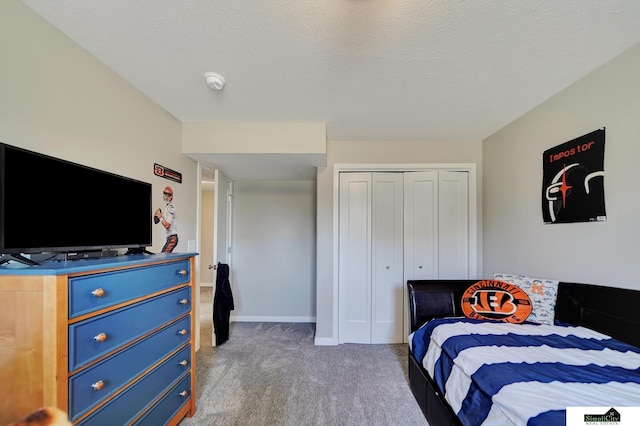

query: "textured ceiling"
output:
19 0 640 178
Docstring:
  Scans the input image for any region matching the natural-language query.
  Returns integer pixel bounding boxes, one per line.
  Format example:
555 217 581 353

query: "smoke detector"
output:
203 72 226 90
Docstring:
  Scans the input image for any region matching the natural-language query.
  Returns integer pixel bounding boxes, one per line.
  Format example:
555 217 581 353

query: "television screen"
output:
0 142 152 258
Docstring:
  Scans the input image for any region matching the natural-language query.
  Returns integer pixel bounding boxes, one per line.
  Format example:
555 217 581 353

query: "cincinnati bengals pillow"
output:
493 273 559 325
461 280 532 323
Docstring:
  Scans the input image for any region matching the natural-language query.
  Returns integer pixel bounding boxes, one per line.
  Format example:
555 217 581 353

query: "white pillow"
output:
493 273 559 325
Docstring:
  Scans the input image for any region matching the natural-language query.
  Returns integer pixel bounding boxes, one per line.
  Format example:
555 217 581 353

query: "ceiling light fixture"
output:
203 72 226 90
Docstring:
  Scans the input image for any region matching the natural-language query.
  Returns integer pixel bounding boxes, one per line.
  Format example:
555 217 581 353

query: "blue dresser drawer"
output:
133 374 192 426
68 260 190 318
69 287 191 371
75 347 191 426
68 316 191 420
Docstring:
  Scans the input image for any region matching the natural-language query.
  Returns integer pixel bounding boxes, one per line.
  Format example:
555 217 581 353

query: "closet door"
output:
371 173 404 344
403 171 438 280
338 172 404 344
438 171 469 278
338 173 372 343
339 170 469 344
403 170 469 281
402 171 469 338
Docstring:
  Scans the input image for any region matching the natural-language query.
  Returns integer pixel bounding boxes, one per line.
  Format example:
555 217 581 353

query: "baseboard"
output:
200 282 214 288
314 336 338 346
231 315 316 323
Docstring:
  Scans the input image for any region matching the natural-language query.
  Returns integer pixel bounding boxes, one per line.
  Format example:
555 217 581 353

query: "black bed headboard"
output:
555 282 640 348
408 279 640 348
407 280 476 332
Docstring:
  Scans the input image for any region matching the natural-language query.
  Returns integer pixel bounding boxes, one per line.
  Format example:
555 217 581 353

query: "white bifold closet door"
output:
338 172 404 344
339 170 469 344
403 170 469 281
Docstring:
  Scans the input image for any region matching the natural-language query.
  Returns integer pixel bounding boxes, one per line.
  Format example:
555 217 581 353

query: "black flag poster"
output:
542 128 606 224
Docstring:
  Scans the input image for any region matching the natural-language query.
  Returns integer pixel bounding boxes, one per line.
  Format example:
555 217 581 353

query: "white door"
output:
371 173 404 344
339 170 470 344
212 169 233 346
404 171 470 339
438 171 469 278
403 171 438 281
213 170 233 267
338 172 404 344
338 173 371 343
403 170 469 280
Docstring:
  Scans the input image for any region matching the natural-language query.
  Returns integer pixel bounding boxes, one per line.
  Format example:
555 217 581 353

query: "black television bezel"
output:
0 142 153 257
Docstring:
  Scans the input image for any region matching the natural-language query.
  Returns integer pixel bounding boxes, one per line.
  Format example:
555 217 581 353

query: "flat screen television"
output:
0 142 152 265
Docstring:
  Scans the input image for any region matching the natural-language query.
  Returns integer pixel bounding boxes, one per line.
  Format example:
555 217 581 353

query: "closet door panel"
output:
339 169 472 344
338 173 372 344
404 171 438 280
438 171 469 278
371 173 404 344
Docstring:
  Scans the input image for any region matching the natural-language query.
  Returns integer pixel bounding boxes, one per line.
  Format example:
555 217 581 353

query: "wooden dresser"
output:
0 253 197 425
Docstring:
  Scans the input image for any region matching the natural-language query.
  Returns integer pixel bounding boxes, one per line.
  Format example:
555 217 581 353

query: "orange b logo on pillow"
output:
461 280 532 323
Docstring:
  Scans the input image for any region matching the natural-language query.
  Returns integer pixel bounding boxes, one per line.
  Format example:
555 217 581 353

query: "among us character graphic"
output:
154 185 178 252
542 128 606 224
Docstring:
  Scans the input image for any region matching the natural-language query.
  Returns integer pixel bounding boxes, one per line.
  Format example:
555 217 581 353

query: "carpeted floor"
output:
179 288 428 426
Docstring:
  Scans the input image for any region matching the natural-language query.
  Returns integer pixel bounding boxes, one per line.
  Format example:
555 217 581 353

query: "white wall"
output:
231 180 316 321
0 0 198 255
483 42 640 289
315 140 483 343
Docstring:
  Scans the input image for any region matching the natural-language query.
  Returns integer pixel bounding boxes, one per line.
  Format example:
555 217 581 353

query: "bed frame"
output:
406 279 640 426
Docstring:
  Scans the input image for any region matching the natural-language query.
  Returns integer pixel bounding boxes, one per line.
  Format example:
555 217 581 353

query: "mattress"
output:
409 317 640 426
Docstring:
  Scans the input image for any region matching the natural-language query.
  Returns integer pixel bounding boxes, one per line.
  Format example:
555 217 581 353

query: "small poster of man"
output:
542 128 606 224
154 185 179 252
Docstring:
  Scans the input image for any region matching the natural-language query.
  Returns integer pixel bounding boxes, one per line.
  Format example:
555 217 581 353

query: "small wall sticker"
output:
154 163 182 183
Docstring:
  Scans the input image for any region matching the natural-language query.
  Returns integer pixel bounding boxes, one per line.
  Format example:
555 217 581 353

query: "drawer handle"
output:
92 380 104 391
179 390 188 397
179 360 188 367
179 298 189 305
94 333 107 342
178 269 188 276
91 288 105 297
178 329 188 336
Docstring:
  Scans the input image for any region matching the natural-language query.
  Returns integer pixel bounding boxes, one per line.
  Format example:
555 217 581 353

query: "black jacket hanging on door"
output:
213 263 234 345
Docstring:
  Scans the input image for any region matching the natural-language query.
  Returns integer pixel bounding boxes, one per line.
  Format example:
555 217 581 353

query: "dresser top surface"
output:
0 252 197 275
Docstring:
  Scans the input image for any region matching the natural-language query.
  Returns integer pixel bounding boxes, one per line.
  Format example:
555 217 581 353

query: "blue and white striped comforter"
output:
409 317 640 426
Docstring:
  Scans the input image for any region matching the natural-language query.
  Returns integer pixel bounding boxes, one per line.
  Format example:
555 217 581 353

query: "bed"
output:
407 279 640 426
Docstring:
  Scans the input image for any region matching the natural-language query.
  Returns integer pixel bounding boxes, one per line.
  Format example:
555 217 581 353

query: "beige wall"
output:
232 180 316 321
315 140 483 342
183 122 326 154
483 42 640 289
0 0 198 255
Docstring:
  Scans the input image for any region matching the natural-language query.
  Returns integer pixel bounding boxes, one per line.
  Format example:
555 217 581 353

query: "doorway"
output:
198 168 216 349
196 165 234 349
